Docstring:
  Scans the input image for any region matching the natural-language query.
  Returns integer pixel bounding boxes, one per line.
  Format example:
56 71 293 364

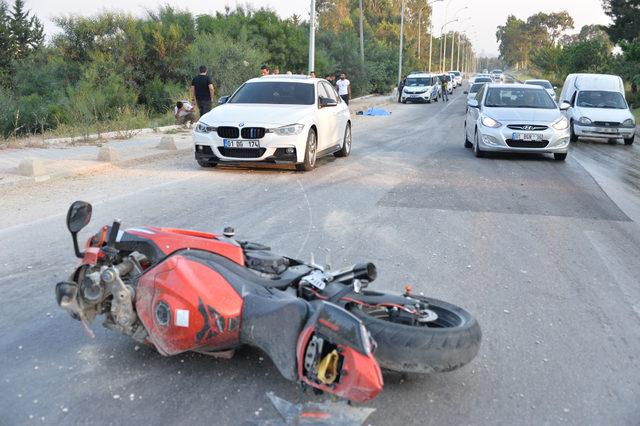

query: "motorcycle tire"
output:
350 293 481 374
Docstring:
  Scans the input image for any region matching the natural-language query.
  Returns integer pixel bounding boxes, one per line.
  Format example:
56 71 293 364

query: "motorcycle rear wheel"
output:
349 293 481 374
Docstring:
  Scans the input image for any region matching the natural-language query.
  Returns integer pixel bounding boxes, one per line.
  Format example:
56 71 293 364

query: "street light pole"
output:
308 0 316 73
439 19 457 72
358 0 364 62
397 0 406 85
428 22 433 72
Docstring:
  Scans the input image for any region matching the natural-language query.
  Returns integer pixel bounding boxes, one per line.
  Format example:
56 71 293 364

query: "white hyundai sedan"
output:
193 75 351 171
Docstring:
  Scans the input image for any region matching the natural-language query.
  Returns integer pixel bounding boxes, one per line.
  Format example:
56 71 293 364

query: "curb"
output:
41 125 183 146
0 147 192 191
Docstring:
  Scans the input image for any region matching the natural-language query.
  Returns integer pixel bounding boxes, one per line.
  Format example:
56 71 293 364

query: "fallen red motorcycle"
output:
56 201 481 402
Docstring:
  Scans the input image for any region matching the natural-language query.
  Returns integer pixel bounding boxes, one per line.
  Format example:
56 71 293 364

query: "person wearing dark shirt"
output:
191 65 215 117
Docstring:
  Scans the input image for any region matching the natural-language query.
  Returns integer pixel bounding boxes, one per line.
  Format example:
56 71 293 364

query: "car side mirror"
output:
468 99 479 109
218 96 230 105
319 97 338 108
553 86 558 90
559 102 571 111
463 91 469 94
66 201 92 258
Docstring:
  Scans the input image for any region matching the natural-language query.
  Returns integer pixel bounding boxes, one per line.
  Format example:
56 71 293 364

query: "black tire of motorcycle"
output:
350 296 481 374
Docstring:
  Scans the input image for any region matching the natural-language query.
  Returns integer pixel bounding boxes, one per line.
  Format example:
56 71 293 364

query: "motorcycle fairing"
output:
296 302 383 402
118 226 245 265
136 253 243 356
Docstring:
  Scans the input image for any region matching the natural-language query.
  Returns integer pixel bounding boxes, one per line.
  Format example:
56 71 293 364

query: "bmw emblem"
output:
238 122 245 127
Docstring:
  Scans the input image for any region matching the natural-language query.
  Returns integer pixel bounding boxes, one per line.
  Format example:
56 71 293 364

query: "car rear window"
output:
526 80 553 89
484 88 556 109
228 82 315 105
470 83 486 93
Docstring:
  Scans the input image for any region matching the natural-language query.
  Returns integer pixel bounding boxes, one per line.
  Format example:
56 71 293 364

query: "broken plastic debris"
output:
264 392 375 425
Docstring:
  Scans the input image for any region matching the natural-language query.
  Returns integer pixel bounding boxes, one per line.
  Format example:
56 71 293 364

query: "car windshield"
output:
492 70 502 74
576 91 627 109
406 77 432 86
475 77 492 83
470 83 485 93
228 81 315 105
527 80 553 89
451 71 461 76
484 87 556 109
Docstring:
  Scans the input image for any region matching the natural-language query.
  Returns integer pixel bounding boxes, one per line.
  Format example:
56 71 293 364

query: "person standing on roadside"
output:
260 65 270 76
273 67 280 75
191 65 215 117
442 76 449 102
309 71 316 78
336 73 351 105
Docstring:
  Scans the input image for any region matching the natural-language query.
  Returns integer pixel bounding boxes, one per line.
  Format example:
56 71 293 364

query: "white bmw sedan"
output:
193 75 351 171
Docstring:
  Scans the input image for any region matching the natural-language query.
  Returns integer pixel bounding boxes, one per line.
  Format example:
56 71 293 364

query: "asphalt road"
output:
1 87 640 425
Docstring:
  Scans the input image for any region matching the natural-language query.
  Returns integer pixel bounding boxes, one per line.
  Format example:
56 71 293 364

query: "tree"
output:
602 0 640 45
496 16 529 68
9 0 43 59
0 1 12 71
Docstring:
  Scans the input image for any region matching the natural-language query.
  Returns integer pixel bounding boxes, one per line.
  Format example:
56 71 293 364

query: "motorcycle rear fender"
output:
296 301 383 402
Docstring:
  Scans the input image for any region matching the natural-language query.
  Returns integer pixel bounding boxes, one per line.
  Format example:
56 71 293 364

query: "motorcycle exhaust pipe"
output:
330 262 377 283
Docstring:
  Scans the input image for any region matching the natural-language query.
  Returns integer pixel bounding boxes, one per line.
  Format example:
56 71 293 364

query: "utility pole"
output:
428 22 433 73
358 0 364 62
308 0 316 73
397 0 406 85
450 31 455 72
456 31 461 70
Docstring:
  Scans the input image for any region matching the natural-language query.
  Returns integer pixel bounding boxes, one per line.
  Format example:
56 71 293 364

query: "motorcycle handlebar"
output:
107 220 121 247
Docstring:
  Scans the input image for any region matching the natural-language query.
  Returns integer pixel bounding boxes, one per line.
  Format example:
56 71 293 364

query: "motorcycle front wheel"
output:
349 292 481 374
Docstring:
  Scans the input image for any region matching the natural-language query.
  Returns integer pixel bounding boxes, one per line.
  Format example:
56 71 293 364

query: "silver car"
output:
464 82 488 112
464 84 571 161
524 79 557 102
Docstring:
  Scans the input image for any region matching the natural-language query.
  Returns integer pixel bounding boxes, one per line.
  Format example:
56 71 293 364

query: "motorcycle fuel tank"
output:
136 250 243 356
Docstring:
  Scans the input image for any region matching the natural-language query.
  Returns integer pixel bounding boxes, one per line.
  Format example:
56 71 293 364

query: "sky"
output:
27 0 612 56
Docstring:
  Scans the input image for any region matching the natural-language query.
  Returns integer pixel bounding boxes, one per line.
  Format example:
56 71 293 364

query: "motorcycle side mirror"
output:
66 201 92 258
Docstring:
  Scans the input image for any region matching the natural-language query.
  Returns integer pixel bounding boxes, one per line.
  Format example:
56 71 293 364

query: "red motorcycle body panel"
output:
126 227 244 265
136 253 243 356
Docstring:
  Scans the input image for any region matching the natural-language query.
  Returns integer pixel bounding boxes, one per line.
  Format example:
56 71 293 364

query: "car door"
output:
315 83 335 151
322 81 346 146
466 85 485 141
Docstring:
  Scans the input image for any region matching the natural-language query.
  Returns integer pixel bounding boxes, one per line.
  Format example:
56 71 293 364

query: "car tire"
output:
334 123 351 158
296 129 318 172
624 135 635 146
197 159 218 168
554 153 567 161
570 122 578 142
464 124 473 148
473 130 485 158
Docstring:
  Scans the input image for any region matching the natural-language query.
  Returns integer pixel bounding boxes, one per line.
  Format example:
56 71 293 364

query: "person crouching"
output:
175 101 196 128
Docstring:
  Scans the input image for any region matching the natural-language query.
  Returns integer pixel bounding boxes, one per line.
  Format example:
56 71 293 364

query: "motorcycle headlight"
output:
552 117 569 130
481 115 502 128
622 118 635 127
578 116 592 125
268 124 305 136
195 122 216 133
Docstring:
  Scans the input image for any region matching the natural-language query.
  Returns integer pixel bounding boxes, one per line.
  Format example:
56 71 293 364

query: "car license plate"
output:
223 139 260 148
595 127 616 133
512 132 543 141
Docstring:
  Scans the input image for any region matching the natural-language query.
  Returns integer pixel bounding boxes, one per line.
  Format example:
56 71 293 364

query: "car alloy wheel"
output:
335 123 352 158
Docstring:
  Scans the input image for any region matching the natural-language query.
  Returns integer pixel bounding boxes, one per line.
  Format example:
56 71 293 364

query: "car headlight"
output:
577 116 592 125
481 115 502 128
195 122 216 133
552 117 569 130
622 118 635 127
268 123 305 136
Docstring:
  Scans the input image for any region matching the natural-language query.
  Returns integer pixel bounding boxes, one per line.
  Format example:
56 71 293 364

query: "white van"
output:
560 73 636 145
400 73 441 103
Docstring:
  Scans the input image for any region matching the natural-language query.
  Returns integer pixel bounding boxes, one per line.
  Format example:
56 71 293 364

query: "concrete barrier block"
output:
97 146 118 162
157 136 178 150
17 158 46 177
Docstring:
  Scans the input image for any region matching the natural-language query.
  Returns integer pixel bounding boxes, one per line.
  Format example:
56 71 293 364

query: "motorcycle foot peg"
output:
223 227 235 238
